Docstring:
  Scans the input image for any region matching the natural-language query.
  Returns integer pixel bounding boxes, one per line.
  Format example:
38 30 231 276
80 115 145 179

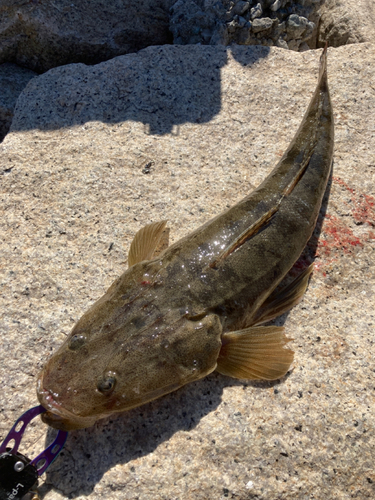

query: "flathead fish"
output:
37 47 334 431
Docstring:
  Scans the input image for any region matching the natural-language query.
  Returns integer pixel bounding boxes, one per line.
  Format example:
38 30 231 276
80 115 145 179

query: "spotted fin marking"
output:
216 326 294 380
128 221 168 267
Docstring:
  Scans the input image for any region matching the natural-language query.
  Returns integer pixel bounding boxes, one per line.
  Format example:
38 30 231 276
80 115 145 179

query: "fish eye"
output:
68 334 86 351
97 372 116 394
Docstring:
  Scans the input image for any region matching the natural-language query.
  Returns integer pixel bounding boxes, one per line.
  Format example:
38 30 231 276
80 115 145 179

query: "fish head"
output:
37 329 122 431
37 267 222 431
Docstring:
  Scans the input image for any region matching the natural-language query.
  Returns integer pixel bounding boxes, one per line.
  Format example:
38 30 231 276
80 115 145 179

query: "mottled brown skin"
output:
38 49 334 431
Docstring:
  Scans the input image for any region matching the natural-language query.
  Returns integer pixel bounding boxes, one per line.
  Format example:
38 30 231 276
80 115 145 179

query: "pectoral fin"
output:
253 264 314 325
216 326 294 380
128 221 168 267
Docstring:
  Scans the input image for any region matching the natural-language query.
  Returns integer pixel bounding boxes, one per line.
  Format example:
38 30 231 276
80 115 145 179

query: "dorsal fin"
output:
128 221 168 267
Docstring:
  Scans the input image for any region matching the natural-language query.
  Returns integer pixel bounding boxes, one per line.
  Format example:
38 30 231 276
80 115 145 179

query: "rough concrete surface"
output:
318 0 375 47
0 43 374 499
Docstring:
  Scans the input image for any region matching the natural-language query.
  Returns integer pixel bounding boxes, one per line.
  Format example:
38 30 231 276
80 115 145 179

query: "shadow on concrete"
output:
42 368 283 497
11 45 271 136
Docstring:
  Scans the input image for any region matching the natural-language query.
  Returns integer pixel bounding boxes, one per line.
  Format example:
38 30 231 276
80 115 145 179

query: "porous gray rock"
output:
0 63 36 142
270 0 282 12
250 2 263 19
252 16 274 33
0 0 173 73
231 0 251 16
170 0 323 50
286 14 309 38
1 43 374 500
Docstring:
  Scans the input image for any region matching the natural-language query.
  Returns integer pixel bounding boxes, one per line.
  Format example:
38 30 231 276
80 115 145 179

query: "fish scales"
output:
37 47 334 431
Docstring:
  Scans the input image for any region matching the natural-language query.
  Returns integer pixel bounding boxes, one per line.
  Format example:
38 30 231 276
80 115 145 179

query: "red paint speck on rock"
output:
332 176 375 227
318 214 363 258
312 177 374 273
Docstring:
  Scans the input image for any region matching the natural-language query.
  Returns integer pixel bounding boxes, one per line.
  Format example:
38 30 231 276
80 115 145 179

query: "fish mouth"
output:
36 372 97 431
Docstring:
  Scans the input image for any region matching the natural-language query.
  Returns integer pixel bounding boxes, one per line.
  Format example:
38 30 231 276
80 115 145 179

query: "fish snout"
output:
37 370 98 430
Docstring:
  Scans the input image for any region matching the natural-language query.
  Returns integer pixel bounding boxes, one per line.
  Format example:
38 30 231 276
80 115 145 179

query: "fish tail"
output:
319 43 328 82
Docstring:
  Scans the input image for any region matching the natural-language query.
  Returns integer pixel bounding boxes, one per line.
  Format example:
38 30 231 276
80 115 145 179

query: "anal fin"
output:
216 326 293 380
128 221 168 267
253 264 314 325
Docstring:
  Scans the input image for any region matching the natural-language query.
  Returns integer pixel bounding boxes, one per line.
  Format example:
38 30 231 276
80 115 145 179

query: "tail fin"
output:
319 42 328 82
